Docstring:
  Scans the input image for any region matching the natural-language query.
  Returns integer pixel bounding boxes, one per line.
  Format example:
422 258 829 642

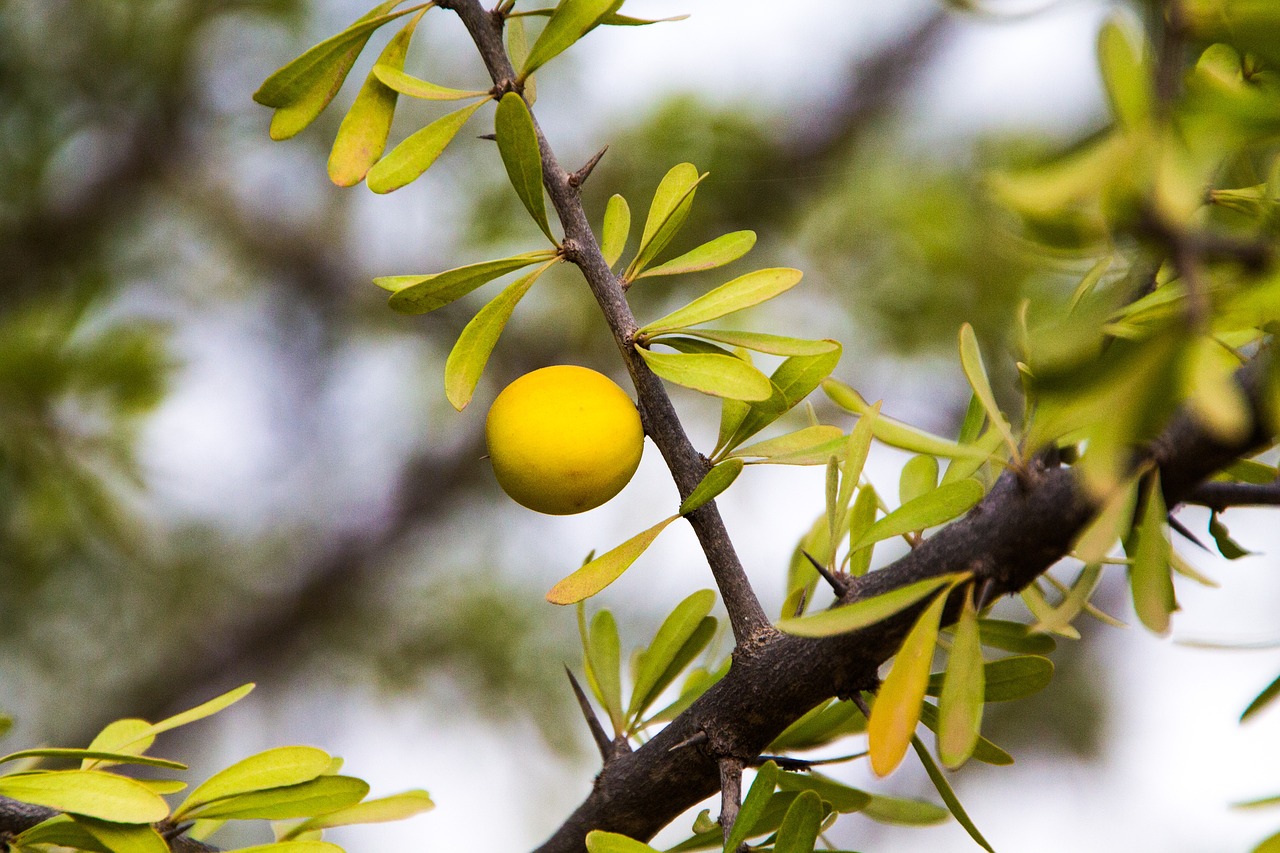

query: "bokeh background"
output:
4 0 1280 850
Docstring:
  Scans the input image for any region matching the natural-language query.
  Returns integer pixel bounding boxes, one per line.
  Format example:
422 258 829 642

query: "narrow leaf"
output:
74 818 167 853
684 330 839 357
918 701 1013 766
733 425 844 460
384 250 555 314
958 323 1018 459
773 790 823 853
365 98 489 194
1097 12 1151 128
635 231 756 279
910 736 997 852
680 458 744 515
625 163 705 279
187 776 369 821
776 770 871 814
899 455 939 506
1072 476 1139 564
638 268 803 336
837 403 878 528
927 656 1055 703
521 0 622 78
850 479 984 551
859 790 949 826
1209 511 1255 560
601 194 630 268
846 485 878 577
495 92 554 242
444 260 553 410
938 589 984 769
0 771 169 824
635 348 773 401
778 575 960 638
976 619 1056 654
1243 672 1280 723
328 11 424 187
371 65 489 100
868 590 949 776
546 516 678 604
84 686 254 770
178 746 333 816
1130 471 1176 634
0 749 185 771
282 790 434 838
587 610 624 733
628 590 717 720
725 761 779 853
823 380 991 460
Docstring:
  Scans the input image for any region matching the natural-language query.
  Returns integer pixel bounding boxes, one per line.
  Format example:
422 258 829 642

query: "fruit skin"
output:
485 365 644 515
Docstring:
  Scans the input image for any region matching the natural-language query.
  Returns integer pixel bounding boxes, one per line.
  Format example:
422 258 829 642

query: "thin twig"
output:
1183 481 1280 511
564 667 614 764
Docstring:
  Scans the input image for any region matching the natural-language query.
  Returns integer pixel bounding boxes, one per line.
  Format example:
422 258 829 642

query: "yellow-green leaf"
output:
0 771 169 824
733 425 843 461
628 590 716 721
726 760 779 853
547 516 678 604
1072 475 1139 564
624 163 705 280
443 260 554 410
638 268 803 336
635 230 756 279
778 574 961 638
682 330 838 357
850 479 984 551
495 92 553 243
937 590 984 769
74 818 167 853
366 98 489 194
383 250 556 314
178 746 333 817
635 348 773 401
1 750 184 771
958 323 1018 459
1130 471 1176 634
868 589 949 776
584 831 660 853
584 609 624 733
186 776 369 821
823 379 992 460
1097 11 1151 128
773 790 823 853
520 0 623 78
281 790 434 839
370 65 489 100
910 735 997 852
600 194 630 268
899 454 939 506
679 458 744 515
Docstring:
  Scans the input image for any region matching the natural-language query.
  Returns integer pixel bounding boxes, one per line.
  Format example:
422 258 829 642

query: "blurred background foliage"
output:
6 0 1275 850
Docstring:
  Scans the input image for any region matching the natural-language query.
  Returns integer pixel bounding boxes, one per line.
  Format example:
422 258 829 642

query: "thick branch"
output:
437 0 772 645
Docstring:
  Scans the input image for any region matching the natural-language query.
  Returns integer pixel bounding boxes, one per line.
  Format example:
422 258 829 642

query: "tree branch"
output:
1182 480 1280 511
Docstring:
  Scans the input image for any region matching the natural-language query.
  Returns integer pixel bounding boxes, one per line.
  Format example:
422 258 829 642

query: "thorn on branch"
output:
1167 512 1211 552
802 550 848 597
564 666 614 764
667 730 709 753
476 133 497 141
569 146 609 189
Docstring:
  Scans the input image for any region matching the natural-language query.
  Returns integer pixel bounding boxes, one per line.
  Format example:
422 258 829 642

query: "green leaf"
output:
371 65 489 100
1243 672 1280 723
823 380 992 460
1209 511 1255 560
628 590 717 721
227 843 343 853
938 589 984 769
1031 564 1103 635
776 770 870 814
850 479 984 551
719 347 844 453
868 589 950 776
601 194 630 268
642 660 730 727
1249 829 1280 853
918 702 1014 766
910 735 997 852
1071 476 1139 564
899 455 939 506
773 790 823 853
682 330 839 357
73 818 167 853
187 776 369 821
495 92 554 243
732 425 844 461
282 790 434 838
0 771 169 824
680 458 744 515
778 575 960 638
177 747 333 817
975 619 1056 654
521 0 623 78
0 750 185 771
258 3 417 140
0 715 10 740
585 609 624 734
636 348 773 401
725 761 779 853
383 250 556 314
638 268 803 337
365 98 489 193
599 12 690 25
140 684 255 742
443 260 554 410
635 231 756 279
958 323 1018 460
1097 11 1151 128
584 830 660 853
546 515 679 604
859 790 949 825
15 815 112 852
625 163 705 279
1130 471 1176 634
927 655 1054 703
328 11 424 187
837 404 878 528
846 485 878 577
767 701 865 753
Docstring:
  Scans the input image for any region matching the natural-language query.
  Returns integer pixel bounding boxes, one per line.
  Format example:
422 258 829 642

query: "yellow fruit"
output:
485 365 644 515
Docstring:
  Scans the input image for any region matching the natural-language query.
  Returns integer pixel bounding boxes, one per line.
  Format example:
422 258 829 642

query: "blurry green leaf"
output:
859 790 949 826
773 790 823 853
0 771 169 824
282 790 434 838
846 485 878 577
371 66 489 100
778 575 960 638
585 609 624 734
625 163 706 279
1217 459 1279 484
506 14 532 81
767 701 865 753
1185 336 1251 443
1097 12 1151 127
868 588 949 776
1250 829 1280 853
938 590 984 769
680 458 744 515
258 3 418 140
899 455 939 506
0 750 184 771
495 92 554 243
823 380 991 460
601 194 631 268
1072 476 1139 565
1209 511 1255 560
443 260 554 410
15 816 112 853
1068 256 1114 313
918 702 1013 766
837 405 878 527
1031 564 1103 635
382 250 556 313
733 425 844 461
639 268 803 336
635 231 756 279
1129 471 1176 635
546 516 678 604
226 843 342 853
642 660 730 726
366 98 489 193
178 746 333 817
600 12 690 25
328 11 424 187
1242 672 1280 723
1020 583 1081 640
850 480 984 551
585 830 659 853
636 348 773 401
74 818 167 853
629 590 717 721
958 323 1018 459
683 330 839 357
928 655 1054 703
911 735 996 852
726 761 779 853
0 715 11 740
520 0 623 78
776 771 870 814
187 776 369 821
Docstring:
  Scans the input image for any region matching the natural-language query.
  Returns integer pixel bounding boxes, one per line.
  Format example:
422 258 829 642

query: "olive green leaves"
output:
519 0 624 81
494 93 555 244
0 772 171 824
366 98 490 193
547 515 679 604
379 250 557 313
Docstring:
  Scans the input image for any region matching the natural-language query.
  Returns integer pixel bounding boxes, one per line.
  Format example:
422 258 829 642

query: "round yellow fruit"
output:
485 365 644 515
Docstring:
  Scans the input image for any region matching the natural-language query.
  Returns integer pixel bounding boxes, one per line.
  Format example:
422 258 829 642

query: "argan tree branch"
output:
1183 480 1280 511
436 0 773 646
